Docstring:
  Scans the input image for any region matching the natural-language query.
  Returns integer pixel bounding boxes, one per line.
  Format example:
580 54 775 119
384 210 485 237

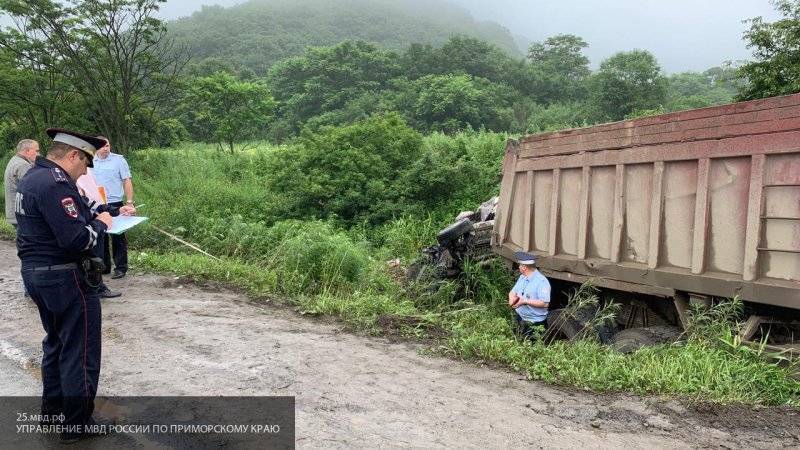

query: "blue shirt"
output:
92 153 131 203
511 270 551 323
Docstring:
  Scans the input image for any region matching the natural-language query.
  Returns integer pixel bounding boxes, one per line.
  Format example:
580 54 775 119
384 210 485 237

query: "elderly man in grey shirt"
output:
4 139 40 228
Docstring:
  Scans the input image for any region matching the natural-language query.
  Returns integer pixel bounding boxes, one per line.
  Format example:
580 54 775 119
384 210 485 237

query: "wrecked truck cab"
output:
406 197 498 285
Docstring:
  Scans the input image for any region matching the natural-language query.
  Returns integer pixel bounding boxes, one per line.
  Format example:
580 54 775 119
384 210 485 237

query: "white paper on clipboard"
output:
108 216 149 235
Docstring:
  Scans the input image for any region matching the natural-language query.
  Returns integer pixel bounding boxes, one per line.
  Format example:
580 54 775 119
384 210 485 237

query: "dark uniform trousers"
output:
103 201 128 274
22 268 101 426
513 312 547 341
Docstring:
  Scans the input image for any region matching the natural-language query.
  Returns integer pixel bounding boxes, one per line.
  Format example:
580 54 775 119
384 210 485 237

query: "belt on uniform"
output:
28 263 78 271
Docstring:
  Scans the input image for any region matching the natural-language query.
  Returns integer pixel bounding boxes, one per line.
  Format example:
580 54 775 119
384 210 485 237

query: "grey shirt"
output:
4 154 33 224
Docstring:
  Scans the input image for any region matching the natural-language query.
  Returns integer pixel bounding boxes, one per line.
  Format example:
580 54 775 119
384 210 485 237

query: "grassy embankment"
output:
1 132 797 406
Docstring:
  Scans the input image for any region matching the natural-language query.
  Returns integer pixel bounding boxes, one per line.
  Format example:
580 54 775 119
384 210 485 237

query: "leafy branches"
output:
181 72 275 152
0 0 188 151
738 0 800 100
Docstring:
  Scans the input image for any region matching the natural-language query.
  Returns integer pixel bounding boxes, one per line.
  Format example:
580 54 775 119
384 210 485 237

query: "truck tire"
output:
611 325 682 353
546 308 582 341
546 308 618 344
437 218 473 245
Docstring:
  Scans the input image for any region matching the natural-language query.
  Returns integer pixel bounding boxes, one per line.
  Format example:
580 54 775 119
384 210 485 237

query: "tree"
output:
264 113 424 226
589 50 667 121
394 74 514 133
0 13 96 146
524 34 590 102
738 0 800 100
664 70 736 112
267 41 401 134
399 36 524 88
181 72 275 152
0 0 188 152
435 35 521 84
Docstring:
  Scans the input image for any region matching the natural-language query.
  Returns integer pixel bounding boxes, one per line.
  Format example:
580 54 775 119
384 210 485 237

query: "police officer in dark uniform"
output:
15 128 135 442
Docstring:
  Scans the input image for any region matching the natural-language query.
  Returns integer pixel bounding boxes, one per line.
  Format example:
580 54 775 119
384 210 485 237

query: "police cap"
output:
514 251 536 265
45 128 107 168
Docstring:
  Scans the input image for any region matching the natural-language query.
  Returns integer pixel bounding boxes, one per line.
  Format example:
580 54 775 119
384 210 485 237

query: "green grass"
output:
440 306 798 404
0 220 14 240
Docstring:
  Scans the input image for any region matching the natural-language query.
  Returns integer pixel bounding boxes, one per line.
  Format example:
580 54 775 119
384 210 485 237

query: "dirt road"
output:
0 240 797 448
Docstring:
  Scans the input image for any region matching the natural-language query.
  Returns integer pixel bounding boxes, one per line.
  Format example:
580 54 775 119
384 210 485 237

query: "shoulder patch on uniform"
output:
61 197 78 218
51 168 68 184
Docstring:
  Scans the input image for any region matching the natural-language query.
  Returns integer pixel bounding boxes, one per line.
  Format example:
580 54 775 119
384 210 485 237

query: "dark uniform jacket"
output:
15 157 117 268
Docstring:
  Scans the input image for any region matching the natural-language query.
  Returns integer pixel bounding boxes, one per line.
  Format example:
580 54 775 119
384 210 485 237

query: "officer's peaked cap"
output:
514 251 536 265
45 128 107 168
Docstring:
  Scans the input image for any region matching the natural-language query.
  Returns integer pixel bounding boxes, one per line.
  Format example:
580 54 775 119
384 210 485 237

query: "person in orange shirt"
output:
76 168 122 299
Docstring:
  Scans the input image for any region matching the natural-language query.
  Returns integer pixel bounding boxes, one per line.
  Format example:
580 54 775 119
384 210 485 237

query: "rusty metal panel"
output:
558 169 582 256
623 164 653 264
707 158 751 275
532 171 552 252
648 162 665 269
762 153 800 282
765 186 800 219
515 130 800 172
494 143 518 246
743 155 766 281
588 166 615 259
506 173 529 249
661 161 697 269
519 93 800 158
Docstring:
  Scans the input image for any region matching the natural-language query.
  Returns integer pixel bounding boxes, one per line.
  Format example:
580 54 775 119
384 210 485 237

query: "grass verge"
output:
131 249 800 406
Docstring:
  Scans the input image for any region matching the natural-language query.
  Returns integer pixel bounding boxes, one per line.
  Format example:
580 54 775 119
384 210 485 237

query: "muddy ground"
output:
0 241 798 448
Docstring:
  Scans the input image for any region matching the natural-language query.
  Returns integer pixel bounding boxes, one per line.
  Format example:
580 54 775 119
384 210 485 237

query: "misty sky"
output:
156 0 782 73
454 0 781 72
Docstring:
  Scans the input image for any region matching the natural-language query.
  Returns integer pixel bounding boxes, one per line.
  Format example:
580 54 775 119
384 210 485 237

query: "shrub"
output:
264 113 424 226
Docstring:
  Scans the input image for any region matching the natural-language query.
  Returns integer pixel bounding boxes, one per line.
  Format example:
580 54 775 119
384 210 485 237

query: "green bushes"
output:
271 221 370 293
264 114 424 226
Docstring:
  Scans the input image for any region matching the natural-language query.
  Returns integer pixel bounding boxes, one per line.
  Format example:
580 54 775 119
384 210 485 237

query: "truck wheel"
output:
611 325 682 353
546 308 582 341
546 308 618 344
437 218 473 245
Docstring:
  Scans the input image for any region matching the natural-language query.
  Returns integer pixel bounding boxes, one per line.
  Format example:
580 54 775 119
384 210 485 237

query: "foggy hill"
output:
168 0 522 75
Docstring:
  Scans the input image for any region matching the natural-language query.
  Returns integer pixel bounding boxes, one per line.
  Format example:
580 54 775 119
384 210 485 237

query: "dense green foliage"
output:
525 34 590 103
127 118 506 232
0 0 747 151
590 50 668 120
739 0 800 100
181 72 276 152
0 0 185 153
168 0 521 76
265 114 425 226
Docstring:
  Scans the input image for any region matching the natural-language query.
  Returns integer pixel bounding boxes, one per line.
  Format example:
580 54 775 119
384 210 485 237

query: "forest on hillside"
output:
0 0 794 153
169 0 522 75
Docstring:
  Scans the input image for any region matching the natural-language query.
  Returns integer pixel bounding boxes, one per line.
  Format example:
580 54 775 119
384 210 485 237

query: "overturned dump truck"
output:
493 93 800 351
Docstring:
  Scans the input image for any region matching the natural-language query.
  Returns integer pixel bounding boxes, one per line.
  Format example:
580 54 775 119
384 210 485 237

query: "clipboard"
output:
108 216 149 235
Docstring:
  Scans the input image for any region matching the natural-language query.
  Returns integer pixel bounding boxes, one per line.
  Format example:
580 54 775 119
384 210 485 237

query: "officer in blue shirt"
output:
508 251 551 340
16 128 135 442
92 138 133 279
